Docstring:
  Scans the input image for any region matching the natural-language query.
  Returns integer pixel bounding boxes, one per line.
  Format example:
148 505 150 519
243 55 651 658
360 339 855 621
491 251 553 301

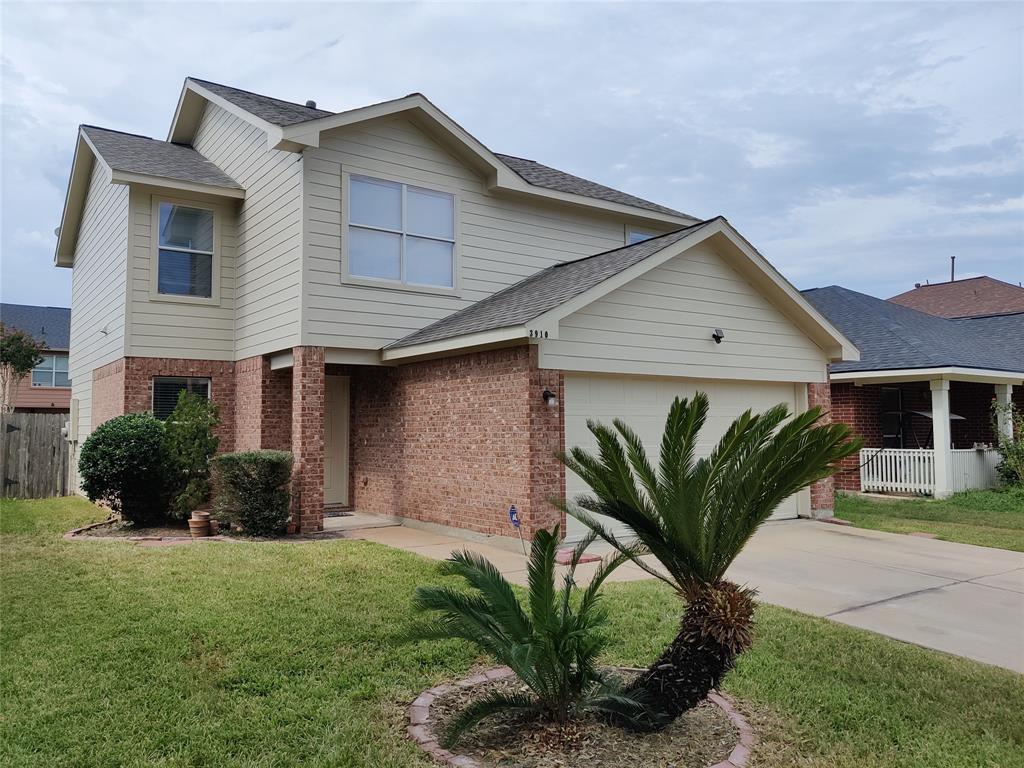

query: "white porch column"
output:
994 384 1014 442
930 379 953 499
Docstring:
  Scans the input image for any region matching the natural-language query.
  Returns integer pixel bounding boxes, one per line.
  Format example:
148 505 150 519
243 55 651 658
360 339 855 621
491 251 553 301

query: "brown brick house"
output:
803 287 1022 498
0 304 72 413
54 79 858 541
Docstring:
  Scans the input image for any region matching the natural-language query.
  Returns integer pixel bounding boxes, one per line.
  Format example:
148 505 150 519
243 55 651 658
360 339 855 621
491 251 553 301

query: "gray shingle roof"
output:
389 219 715 349
802 286 1024 374
187 79 692 219
494 154 691 219
0 304 71 349
81 126 242 190
189 78 332 126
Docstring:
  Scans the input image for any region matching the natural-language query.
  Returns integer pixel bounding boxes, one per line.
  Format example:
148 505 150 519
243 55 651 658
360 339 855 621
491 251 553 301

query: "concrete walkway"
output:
346 519 1024 673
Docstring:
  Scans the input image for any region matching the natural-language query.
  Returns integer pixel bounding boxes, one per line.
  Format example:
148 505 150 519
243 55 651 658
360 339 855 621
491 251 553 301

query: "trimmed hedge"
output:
213 450 293 536
78 413 171 524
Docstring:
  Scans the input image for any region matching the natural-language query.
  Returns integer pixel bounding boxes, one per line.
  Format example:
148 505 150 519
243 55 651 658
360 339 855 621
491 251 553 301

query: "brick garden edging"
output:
406 666 757 768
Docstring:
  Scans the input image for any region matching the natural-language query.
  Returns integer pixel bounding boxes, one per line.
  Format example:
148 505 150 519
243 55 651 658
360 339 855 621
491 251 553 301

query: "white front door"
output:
564 374 804 542
324 375 350 505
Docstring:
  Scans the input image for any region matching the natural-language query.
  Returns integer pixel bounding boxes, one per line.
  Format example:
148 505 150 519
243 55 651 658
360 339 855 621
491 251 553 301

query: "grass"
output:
2 497 1022 768
836 488 1024 551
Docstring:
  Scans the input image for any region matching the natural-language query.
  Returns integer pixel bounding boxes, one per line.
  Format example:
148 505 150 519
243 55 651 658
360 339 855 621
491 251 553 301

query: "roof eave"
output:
830 367 1024 385
381 326 529 362
170 78 283 147
54 129 105 268
108 170 245 199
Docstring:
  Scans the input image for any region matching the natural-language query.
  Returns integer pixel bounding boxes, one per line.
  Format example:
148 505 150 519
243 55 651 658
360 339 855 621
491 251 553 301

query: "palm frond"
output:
440 690 540 748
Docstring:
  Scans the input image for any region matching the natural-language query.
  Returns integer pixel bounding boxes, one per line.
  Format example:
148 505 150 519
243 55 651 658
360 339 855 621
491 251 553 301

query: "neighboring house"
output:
803 286 1023 499
889 276 1024 319
54 77 857 539
0 304 72 412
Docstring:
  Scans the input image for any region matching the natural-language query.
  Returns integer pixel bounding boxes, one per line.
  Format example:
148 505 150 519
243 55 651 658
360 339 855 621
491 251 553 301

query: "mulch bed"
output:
418 668 742 768
65 518 350 545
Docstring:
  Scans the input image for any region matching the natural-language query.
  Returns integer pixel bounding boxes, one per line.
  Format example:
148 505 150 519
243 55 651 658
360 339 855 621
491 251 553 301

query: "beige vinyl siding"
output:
192 103 303 358
540 242 829 383
302 116 668 349
68 161 129 464
125 188 236 360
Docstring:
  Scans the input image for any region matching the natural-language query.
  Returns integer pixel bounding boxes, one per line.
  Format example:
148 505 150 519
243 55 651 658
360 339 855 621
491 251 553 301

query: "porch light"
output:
712 328 725 344
542 389 558 408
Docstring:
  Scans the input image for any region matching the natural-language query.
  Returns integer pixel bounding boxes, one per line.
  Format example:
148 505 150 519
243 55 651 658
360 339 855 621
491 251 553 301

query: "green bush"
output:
78 413 171 524
992 401 1024 487
212 450 293 536
165 391 220 518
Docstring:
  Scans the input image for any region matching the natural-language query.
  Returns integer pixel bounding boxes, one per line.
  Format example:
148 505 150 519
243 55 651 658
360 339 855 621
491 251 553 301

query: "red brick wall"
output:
290 347 325 533
350 345 565 540
92 359 126 428
235 356 293 452
830 383 879 491
807 382 835 514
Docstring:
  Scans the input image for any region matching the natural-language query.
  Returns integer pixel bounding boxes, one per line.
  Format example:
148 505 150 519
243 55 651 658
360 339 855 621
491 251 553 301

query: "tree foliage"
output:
165 391 220 517
0 323 46 413
991 400 1024 487
558 393 860 728
409 526 661 747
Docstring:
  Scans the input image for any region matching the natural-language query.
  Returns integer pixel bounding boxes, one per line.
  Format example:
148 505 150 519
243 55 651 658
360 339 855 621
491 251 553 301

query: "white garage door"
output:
564 374 804 542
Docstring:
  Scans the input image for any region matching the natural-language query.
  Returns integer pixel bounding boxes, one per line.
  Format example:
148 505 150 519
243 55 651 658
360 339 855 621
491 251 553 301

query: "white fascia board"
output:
170 80 282 147
830 367 1024 386
325 348 394 366
108 170 245 200
269 351 294 370
380 326 528 362
54 131 107 267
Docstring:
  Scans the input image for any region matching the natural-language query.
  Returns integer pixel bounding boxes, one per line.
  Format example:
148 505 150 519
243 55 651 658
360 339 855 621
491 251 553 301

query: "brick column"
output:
807 381 835 518
526 347 565 540
290 346 325 532
235 356 293 452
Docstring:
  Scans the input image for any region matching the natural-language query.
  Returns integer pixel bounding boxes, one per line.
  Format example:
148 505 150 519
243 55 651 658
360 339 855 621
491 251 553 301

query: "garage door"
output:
564 374 804 542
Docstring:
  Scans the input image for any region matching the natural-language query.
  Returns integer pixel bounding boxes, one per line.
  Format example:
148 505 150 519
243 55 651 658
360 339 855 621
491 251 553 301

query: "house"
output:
0 304 72 412
889 276 1024 319
54 77 857 540
803 286 1023 499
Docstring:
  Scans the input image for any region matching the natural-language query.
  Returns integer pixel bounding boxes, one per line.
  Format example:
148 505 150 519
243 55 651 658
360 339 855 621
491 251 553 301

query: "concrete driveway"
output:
347 518 1024 673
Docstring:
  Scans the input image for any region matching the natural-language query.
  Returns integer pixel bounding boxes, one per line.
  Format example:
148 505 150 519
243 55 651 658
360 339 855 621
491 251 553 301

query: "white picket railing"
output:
860 448 1000 495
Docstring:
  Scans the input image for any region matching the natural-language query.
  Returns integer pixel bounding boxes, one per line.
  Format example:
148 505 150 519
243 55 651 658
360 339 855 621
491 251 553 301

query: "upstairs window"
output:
152 377 211 420
31 354 70 388
347 175 455 289
626 229 656 245
157 203 214 298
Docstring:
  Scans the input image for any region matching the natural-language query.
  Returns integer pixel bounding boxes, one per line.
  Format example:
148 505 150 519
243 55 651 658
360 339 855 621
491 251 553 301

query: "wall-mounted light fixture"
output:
542 389 559 408
712 328 725 344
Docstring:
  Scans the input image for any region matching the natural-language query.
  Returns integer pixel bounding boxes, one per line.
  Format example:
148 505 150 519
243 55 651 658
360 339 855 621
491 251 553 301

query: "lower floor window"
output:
152 376 211 420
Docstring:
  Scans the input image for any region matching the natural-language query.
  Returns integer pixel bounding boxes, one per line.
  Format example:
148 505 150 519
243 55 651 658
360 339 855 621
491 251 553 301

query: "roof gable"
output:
802 285 1024 374
169 78 696 224
386 218 856 363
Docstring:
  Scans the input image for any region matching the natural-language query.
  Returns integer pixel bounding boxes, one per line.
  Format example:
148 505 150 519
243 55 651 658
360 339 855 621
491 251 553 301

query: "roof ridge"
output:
188 77 334 115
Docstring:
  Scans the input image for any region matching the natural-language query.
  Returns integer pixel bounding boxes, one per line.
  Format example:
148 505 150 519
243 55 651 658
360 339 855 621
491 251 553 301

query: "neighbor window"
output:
157 203 214 298
31 354 70 388
152 377 211 420
347 175 455 289
626 229 656 245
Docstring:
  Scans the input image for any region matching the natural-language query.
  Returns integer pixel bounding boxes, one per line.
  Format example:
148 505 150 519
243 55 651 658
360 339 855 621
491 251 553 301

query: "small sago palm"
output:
559 393 860 729
410 526 659 747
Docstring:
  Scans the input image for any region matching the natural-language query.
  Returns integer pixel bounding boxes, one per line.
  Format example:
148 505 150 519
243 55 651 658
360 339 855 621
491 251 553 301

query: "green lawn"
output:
2 497 1022 768
836 488 1024 551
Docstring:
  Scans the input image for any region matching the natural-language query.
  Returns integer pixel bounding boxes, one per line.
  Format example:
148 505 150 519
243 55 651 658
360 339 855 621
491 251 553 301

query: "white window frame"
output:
342 171 460 296
30 353 70 388
625 227 657 245
151 376 212 420
150 197 222 306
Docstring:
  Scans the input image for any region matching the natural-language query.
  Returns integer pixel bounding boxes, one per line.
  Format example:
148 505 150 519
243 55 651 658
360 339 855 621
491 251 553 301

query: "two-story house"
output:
54 78 856 540
0 304 72 412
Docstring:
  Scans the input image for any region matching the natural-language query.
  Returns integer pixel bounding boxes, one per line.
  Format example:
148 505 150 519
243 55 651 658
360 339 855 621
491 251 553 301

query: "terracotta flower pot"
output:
191 510 211 522
209 520 220 535
188 519 210 538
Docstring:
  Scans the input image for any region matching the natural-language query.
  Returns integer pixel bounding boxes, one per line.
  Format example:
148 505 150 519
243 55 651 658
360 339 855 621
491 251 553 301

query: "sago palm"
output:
559 393 860 729
410 526 660 747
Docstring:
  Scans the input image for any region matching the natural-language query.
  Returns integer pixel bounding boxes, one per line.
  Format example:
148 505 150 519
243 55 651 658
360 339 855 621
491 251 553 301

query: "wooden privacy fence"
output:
1 413 71 499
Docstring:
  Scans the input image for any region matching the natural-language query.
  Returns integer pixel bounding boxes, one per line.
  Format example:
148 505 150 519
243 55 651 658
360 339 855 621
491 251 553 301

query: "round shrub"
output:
78 413 171 524
213 450 293 536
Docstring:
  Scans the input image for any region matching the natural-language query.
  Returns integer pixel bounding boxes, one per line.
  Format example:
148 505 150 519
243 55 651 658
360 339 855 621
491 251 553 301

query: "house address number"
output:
528 329 549 339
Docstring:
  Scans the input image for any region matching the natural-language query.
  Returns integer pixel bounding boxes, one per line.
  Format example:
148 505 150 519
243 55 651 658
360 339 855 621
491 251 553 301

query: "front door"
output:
324 375 350 505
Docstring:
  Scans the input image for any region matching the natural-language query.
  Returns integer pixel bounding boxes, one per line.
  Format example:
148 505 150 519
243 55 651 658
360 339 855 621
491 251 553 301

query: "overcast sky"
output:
2 1 1022 308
